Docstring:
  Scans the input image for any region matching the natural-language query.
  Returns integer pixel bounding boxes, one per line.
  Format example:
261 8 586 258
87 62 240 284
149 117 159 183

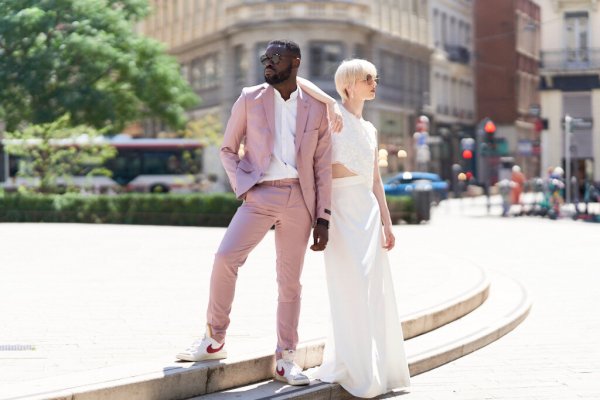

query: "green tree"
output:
0 0 198 132
182 114 223 146
4 114 117 193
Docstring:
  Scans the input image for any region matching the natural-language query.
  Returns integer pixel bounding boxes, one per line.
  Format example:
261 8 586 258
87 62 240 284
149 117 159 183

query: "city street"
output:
1 197 599 399
404 198 600 399
2 1 600 398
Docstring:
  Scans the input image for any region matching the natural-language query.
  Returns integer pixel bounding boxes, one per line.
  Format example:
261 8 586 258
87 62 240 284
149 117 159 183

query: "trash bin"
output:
412 180 432 222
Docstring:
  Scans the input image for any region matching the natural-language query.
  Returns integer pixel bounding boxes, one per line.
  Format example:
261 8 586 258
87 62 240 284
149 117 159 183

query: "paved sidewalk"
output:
2 197 598 400
0 219 484 394
399 200 600 400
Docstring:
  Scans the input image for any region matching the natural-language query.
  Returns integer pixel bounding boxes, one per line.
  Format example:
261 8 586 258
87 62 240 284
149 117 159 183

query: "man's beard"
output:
264 64 293 85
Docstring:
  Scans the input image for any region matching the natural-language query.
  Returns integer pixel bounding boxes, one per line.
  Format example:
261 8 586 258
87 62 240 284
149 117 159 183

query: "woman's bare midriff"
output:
332 163 357 179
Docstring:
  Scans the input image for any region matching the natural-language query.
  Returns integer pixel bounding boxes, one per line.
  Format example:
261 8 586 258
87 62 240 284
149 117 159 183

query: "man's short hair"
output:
267 40 301 58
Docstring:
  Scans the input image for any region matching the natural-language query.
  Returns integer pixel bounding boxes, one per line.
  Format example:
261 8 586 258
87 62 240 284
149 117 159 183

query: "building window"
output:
379 51 429 107
433 9 440 48
354 44 366 59
190 53 220 91
233 45 247 87
180 63 189 84
380 51 403 89
172 0 180 22
255 42 268 84
310 42 344 80
443 76 450 114
419 62 430 107
441 13 448 47
565 12 589 62
412 0 419 16
465 23 471 47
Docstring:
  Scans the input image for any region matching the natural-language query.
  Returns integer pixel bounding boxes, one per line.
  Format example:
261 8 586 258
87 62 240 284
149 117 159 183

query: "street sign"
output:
562 117 593 130
528 104 541 117
517 140 533 156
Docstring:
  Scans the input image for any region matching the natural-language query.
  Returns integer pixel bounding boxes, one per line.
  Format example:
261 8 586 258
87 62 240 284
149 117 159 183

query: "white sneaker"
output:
273 350 310 386
176 327 227 362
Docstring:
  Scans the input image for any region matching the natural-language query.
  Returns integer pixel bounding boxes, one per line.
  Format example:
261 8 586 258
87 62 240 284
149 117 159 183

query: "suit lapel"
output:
295 88 310 153
261 85 276 152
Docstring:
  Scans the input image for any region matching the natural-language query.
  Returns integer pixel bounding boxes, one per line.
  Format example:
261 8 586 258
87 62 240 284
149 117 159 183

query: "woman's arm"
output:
372 148 395 250
297 76 343 133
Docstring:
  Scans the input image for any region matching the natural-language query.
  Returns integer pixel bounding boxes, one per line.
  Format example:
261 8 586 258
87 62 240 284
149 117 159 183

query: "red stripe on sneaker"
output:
206 343 224 354
276 366 285 376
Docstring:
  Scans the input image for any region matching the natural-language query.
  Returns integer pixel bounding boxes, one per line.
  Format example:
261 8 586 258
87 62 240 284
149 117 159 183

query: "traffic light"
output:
460 137 476 179
483 118 496 144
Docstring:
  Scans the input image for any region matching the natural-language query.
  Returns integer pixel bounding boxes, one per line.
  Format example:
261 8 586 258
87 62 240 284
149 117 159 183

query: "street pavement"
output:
0 203 484 396
1 196 599 399
404 197 600 400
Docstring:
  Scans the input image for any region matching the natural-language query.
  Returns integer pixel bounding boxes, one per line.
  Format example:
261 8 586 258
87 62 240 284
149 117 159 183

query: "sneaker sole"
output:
273 374 310 386
175 351 228 362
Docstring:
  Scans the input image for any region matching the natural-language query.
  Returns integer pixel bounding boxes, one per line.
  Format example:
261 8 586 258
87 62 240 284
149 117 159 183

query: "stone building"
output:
538 0 600 186
138 0 433 179
429 0 476 181
474 0 541 180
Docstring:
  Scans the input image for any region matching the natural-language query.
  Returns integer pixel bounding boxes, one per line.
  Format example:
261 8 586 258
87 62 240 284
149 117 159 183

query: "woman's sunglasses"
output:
363 74 380 85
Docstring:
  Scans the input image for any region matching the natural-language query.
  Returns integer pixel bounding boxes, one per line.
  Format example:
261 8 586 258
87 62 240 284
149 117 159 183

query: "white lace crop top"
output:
332 104 378 184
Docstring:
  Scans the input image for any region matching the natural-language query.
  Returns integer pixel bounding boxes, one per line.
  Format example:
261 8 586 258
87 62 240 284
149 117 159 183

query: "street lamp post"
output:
564 114 572 204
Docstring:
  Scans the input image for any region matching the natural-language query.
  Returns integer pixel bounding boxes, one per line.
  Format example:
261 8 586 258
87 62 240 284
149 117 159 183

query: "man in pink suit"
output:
176 40 332 386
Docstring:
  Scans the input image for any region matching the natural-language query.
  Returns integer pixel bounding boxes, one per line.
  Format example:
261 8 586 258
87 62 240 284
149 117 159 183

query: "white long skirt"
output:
314 175 410 398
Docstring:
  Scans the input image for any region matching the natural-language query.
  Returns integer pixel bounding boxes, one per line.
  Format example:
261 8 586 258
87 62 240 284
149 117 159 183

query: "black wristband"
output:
316 218 329 229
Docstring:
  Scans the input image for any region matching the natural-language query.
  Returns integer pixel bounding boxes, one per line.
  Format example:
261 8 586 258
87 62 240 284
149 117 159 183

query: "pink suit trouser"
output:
206 180 312 352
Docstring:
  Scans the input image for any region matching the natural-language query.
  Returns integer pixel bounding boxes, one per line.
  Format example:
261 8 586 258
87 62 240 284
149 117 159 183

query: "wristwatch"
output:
316 218 329 229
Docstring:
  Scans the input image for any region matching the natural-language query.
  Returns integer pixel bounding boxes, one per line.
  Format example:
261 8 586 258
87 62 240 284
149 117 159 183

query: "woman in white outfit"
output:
302 59 410 398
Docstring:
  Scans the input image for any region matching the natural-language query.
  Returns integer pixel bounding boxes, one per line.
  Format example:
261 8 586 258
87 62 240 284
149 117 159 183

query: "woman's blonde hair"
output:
334 58 377 102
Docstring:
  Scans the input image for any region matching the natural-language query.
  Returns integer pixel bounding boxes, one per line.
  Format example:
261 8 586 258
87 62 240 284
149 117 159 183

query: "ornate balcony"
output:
444 44 471 65
224 0 371 28
540 48 600 73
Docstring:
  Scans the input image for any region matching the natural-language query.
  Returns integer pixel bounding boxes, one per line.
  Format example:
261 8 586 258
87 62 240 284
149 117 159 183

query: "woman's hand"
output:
329 103 343 133
382 224 395 251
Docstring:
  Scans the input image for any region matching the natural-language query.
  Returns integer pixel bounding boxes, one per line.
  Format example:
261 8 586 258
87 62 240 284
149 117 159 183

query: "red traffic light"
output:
462 149 473 160
484 120 496 134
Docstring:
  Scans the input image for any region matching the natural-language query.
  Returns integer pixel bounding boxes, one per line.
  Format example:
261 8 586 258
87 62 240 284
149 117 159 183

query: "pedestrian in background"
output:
511 165 525 206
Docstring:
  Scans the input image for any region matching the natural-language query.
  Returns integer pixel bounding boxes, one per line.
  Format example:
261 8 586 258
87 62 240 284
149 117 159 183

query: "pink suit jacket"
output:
220 83 332 223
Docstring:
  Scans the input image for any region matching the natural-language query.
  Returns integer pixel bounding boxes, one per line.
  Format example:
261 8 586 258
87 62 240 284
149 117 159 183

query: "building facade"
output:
138 0 433 179
430 0 476 181
538 0 600 186
474 0 541 180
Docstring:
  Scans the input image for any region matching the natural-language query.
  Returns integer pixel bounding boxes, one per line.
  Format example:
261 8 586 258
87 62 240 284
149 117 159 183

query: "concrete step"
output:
2 267 490 400
190 270 531 400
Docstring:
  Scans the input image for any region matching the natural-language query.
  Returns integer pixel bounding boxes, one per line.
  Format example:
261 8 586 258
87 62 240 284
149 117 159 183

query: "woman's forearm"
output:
297 76 336 104
373 179 392 226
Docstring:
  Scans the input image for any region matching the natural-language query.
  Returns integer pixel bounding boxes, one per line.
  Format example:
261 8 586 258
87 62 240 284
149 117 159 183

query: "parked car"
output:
384 171 449 203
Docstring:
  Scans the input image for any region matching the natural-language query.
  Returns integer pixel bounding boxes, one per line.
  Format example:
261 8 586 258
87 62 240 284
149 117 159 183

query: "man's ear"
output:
292 58 301 69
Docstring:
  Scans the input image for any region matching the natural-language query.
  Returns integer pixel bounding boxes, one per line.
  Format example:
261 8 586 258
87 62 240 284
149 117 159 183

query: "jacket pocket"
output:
237 158 255 173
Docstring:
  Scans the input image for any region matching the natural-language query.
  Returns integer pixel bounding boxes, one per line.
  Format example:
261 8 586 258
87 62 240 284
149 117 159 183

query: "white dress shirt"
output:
259 86 300 182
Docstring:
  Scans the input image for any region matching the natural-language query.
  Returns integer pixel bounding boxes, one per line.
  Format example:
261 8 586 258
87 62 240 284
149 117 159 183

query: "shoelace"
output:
186 338 205 352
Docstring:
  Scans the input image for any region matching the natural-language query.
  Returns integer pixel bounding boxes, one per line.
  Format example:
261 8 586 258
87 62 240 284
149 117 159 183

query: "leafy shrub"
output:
0 193 417 226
